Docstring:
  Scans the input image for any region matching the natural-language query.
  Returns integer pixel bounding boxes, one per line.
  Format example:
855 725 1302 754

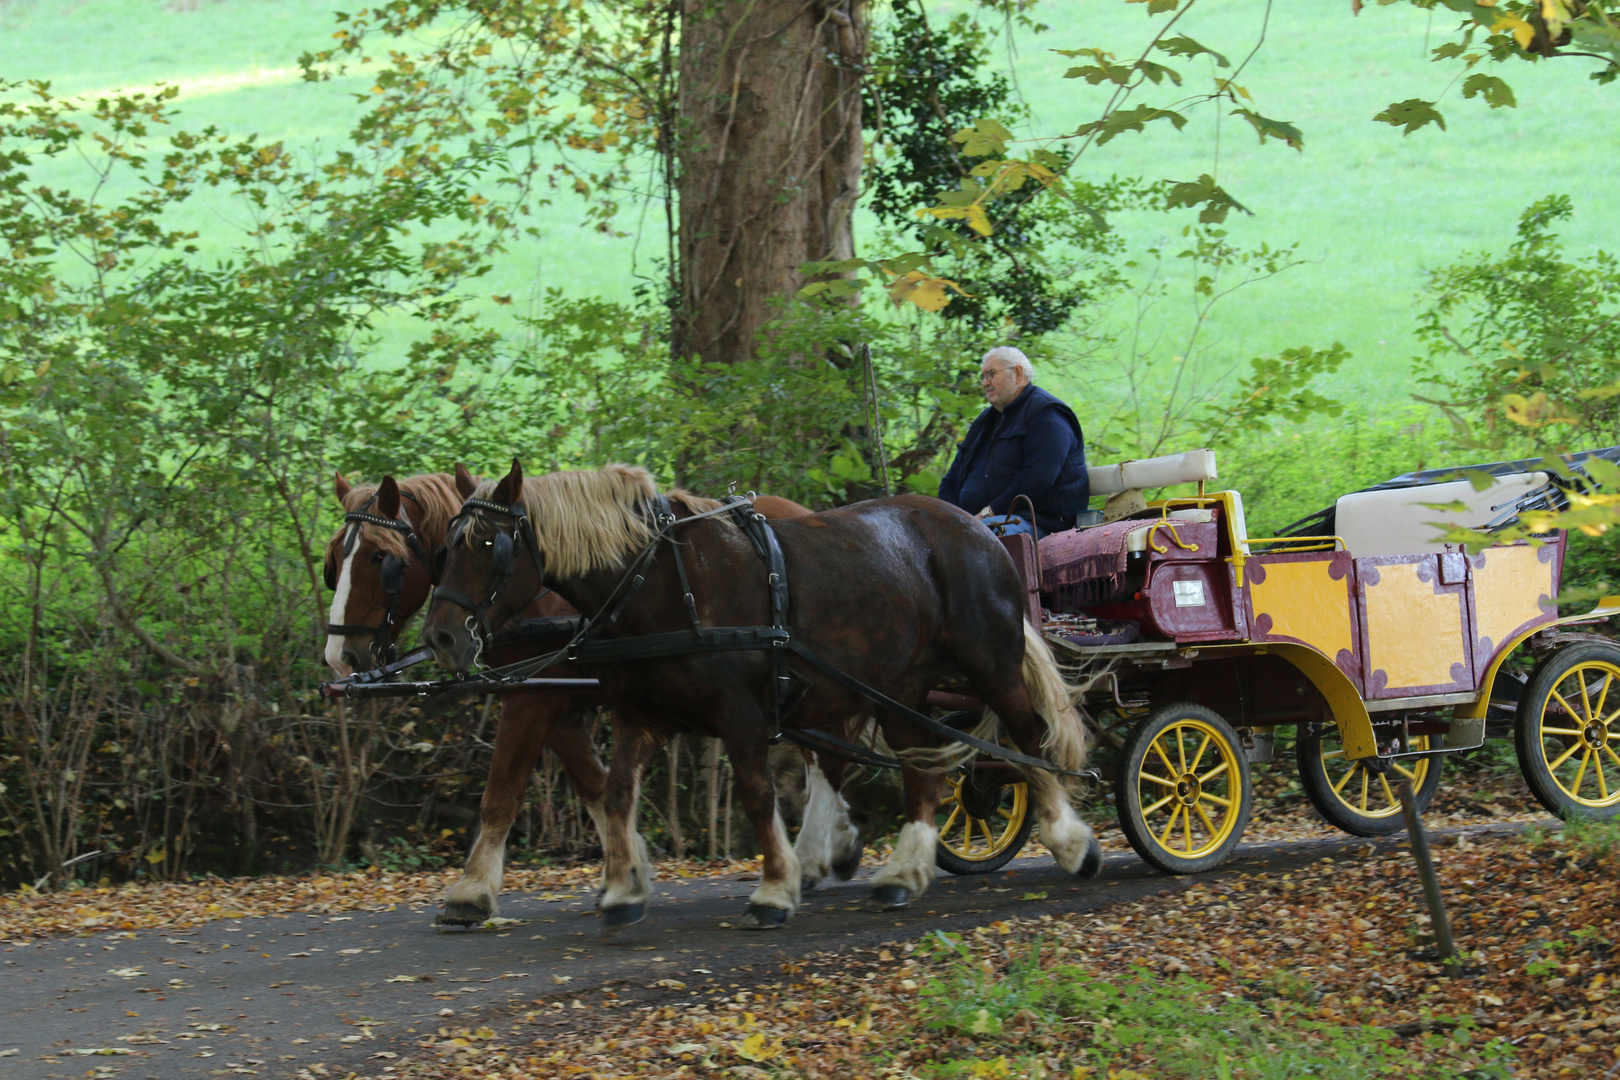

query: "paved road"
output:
1 824 1520 1079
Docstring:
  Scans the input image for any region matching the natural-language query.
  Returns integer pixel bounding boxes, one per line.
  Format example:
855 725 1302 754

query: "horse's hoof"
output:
799 875 822 894
1077 836 1103 880
601 902 646 934
436 901 490 927
743 904 789 930
869 884 910 910
830 838 863 881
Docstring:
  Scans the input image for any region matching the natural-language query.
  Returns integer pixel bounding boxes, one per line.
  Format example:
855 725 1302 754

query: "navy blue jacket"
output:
938 383 1090 534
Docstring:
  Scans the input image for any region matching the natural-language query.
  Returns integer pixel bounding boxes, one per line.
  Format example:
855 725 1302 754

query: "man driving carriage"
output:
938 346 1090 538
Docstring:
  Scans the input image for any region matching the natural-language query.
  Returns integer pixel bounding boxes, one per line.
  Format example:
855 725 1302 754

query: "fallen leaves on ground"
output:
0 857 761 943
356 824 1619 1079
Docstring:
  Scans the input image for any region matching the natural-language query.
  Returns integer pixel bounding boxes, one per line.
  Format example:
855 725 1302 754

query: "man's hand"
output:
977 507 993 519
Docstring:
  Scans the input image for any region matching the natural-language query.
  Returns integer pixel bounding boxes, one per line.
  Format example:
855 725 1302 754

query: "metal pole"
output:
862 343 893 497
1396 775 1460 973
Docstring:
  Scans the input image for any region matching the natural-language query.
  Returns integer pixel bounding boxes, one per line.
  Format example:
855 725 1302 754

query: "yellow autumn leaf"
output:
885 270 970 312
1492 13 1535 49
1501 391 1577 427
735 1031 783 1062
965 203 992 236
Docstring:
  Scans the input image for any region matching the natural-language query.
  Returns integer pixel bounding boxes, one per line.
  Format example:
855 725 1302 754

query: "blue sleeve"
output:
987 410 1074 516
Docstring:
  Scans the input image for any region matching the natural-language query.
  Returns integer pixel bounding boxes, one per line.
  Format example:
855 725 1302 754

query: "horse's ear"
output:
377 475 401 518
492 458 524 506
334 472 352 504
454 463 478 498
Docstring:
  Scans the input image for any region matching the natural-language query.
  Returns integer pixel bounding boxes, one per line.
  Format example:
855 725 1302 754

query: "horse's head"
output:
422 459 547 673
322 473 437 676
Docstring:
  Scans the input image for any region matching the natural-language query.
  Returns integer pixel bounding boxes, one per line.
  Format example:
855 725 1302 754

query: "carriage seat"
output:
1087 448 1219 503
1334 471 1548 558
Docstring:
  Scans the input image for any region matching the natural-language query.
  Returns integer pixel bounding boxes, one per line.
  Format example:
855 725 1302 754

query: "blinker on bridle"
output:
325 491 433 666
431 496 548 670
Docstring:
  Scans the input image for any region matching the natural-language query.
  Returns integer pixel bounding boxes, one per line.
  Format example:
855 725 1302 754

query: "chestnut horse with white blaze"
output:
420 461 1098 933
322 469 853 925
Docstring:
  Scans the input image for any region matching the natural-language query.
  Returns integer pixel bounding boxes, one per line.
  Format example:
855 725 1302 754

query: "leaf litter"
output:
342 824 1617 1079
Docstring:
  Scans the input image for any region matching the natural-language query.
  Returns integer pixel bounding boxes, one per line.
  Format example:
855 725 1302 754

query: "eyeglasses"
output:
980 366 1009 383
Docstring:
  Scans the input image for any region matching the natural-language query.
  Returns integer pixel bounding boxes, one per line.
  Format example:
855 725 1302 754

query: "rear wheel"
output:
1516 642 1620 820
1297 727 1442 836
1116 703 1252 875
933 770 1033 875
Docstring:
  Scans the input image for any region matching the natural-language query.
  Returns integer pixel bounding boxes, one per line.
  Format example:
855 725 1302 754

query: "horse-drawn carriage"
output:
323 446 1620 931
941 446 1620 877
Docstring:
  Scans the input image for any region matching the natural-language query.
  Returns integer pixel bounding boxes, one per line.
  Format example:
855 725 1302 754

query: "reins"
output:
424 488 1093 780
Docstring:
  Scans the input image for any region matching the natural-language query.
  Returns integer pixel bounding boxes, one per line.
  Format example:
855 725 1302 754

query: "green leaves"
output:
1373 98 1447 135
1157 35 1229 67
1462 73 1517 109
1075 103 1188 145
1165 175 1249 224
1231 108 1303 150
950 117 1013 158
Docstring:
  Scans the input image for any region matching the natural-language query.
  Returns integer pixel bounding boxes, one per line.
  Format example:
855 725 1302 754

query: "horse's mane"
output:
334 472 463 557
470 465 730 579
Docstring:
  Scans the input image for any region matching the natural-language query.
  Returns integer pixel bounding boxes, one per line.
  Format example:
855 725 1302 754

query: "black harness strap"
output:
784 638 1097 781
779 726 904 771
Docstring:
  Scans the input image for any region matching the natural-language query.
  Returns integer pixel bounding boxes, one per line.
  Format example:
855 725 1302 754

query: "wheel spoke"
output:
1541 726 1586 737
1571 748 1593 797
938 805 961 839
1595 673 1614 727
1603 743 1620 772
1320 748 1346 761
1193 801 1220 838
1358 768 1371 812
1175 726 1189 774
1199 760 1231 784
1392 762 1420 782
996 807 1015 821
1579 671 1595 723
1189 733 1213 774
1597 751 1609 800
1137 770 1178 789
1152 738 1179 777
1331 764 1359 795
1142 792 1176 816
1158 805 1183 847
1549 689 1582 720
1198 790 1233 808
1378 773 1397 808
1182 804 1195 853
1549 738 1585 771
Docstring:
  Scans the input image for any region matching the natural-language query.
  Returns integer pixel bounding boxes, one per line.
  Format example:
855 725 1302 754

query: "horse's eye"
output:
371 551 387 563
483 539 493 547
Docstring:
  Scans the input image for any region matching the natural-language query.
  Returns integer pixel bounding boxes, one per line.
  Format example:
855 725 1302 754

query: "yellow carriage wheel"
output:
933 771 1033 875
1297 729 1442 837
1516 643 1620 820
1115 703 1252 875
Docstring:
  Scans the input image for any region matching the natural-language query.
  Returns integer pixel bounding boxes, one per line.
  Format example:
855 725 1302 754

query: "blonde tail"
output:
1021 621 1090 773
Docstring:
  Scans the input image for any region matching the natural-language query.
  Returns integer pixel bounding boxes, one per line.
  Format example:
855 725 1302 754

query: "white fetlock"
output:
870 820 939 898
750 810 802 915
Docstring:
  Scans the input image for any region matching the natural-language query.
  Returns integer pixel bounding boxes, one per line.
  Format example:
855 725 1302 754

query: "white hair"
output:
982 345 1033 381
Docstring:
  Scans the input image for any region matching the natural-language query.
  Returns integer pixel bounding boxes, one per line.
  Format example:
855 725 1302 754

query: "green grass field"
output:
3 0 1614 451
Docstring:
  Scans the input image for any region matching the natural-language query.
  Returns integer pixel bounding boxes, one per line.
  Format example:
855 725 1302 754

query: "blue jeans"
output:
982 514 1034 538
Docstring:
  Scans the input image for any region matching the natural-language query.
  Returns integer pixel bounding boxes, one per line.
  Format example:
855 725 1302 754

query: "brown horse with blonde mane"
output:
421 461 1098 933
323 469 844 926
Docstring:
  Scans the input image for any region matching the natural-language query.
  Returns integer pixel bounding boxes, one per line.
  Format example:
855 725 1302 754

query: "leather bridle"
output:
325 492 435 666
430 496 548 670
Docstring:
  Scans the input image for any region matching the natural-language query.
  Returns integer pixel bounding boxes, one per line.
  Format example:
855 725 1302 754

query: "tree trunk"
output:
675 0 867 366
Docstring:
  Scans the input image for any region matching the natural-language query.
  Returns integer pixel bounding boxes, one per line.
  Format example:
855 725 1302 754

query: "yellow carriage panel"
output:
1248 557 1356 661
1359 558 1472 697
1470 543 1557 661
